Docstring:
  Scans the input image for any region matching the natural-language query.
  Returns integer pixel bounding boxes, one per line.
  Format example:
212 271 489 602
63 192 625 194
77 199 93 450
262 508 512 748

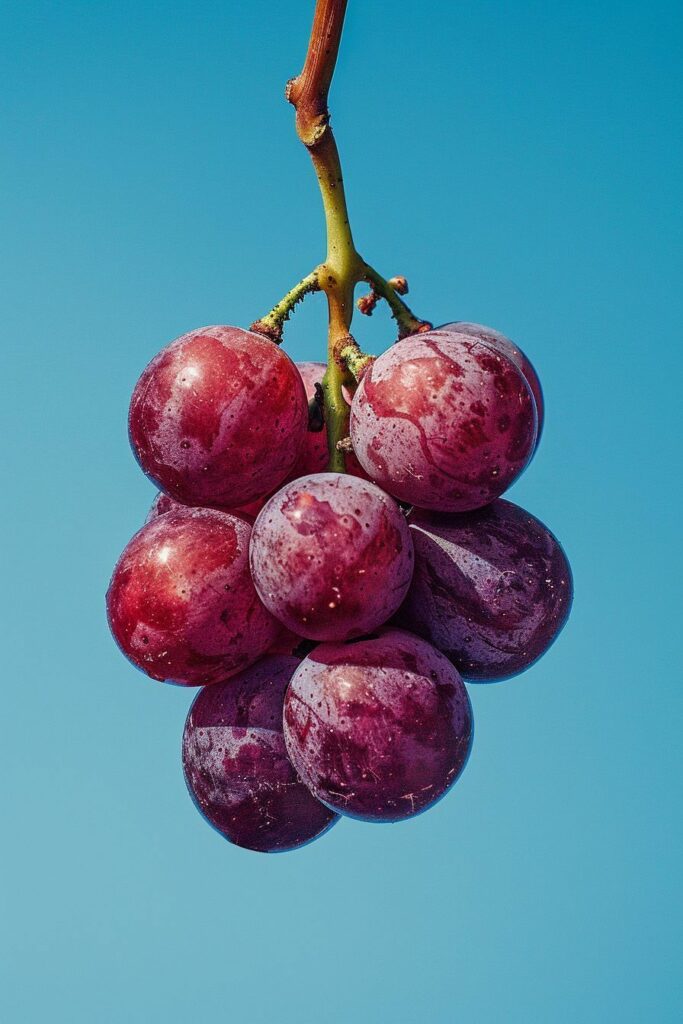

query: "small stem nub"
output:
360 267 432 339
340 342 374 383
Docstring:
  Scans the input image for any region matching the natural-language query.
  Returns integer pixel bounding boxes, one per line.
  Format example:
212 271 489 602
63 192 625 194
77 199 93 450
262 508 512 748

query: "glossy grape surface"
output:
250 473 414 641
396 500 572 680
182 656 339 852
145 491 262 523
283 628 473 821
439 321 544 443
106 508 278 685
350 331 537 511
129 325 308 509
145 492 180 521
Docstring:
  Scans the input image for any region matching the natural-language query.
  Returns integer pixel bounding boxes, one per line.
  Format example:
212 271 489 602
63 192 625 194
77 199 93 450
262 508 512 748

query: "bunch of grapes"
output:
107 319 572 853
106 0 573 854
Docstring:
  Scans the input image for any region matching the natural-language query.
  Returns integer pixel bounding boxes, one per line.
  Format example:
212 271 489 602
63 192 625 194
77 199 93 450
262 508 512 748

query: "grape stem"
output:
358 269 431 339
255 0 430 470
250 271 320 343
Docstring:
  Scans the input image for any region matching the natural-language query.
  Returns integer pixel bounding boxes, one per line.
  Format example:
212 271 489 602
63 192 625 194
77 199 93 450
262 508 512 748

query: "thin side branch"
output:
340 342 375 382
362 265 432 339
251 270 320 343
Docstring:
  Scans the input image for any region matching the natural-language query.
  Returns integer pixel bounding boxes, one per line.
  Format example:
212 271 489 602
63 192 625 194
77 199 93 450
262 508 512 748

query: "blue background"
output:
2 2 681 1021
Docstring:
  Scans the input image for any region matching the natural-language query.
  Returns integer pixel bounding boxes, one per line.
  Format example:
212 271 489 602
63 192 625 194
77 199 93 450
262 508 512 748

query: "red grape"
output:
144 358 364 528
145 492 179 521
106 508 278 686
349 331 537 511
290 362 329 477
438 321 544 444
249 473 414 641
232 497 268 517
129 325 308 509
182 656 339 852
283 628 473 821
145 491 262 523
395 499 572 681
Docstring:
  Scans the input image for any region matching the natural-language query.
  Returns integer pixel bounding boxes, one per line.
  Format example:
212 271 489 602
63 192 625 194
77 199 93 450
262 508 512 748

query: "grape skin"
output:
146 492 182 521
395 500 573 681
182 656 339 853
145 491 262 524
106 508 278 686
128 325 308 509
289 362 329 478
283 628 473 822
249 473 414 642
438 321 544 445
266 624 310 657
142 362 361 531
349 331 537 512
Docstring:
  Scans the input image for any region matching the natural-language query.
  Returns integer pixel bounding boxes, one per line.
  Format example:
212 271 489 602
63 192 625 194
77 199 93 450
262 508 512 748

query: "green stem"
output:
283 0 431 466
288 0 362 471
250 270 320 343
339 342 374 382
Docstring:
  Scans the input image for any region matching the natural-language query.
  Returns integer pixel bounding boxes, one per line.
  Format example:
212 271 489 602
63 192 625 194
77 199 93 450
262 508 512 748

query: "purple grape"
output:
182 656 339 852
129 325 308 509
438 321 544 444
395 499 572 681
106 508 278 686
266 624 310 657
249 473 414 642
283 628 473 822
349 331 537 512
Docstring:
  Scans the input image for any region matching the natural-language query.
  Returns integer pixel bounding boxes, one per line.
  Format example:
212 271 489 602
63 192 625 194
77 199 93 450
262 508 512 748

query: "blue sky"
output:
1 2 681 1021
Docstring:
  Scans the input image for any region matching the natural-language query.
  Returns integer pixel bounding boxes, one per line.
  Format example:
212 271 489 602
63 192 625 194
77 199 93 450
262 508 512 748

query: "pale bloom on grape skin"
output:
395 499 573 681
436 321 544 446
283 628 473 822
350 331 537 512
182 656 339 853
249 473 414 642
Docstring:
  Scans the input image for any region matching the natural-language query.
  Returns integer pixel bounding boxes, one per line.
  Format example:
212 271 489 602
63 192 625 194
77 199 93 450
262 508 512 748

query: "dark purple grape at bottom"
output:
396 499 573 681
182 656 339 853
283 628 473 823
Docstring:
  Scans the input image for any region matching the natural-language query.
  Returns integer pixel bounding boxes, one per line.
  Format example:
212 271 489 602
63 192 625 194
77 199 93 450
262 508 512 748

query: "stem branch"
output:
251 270 320 343
362 265 432 339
